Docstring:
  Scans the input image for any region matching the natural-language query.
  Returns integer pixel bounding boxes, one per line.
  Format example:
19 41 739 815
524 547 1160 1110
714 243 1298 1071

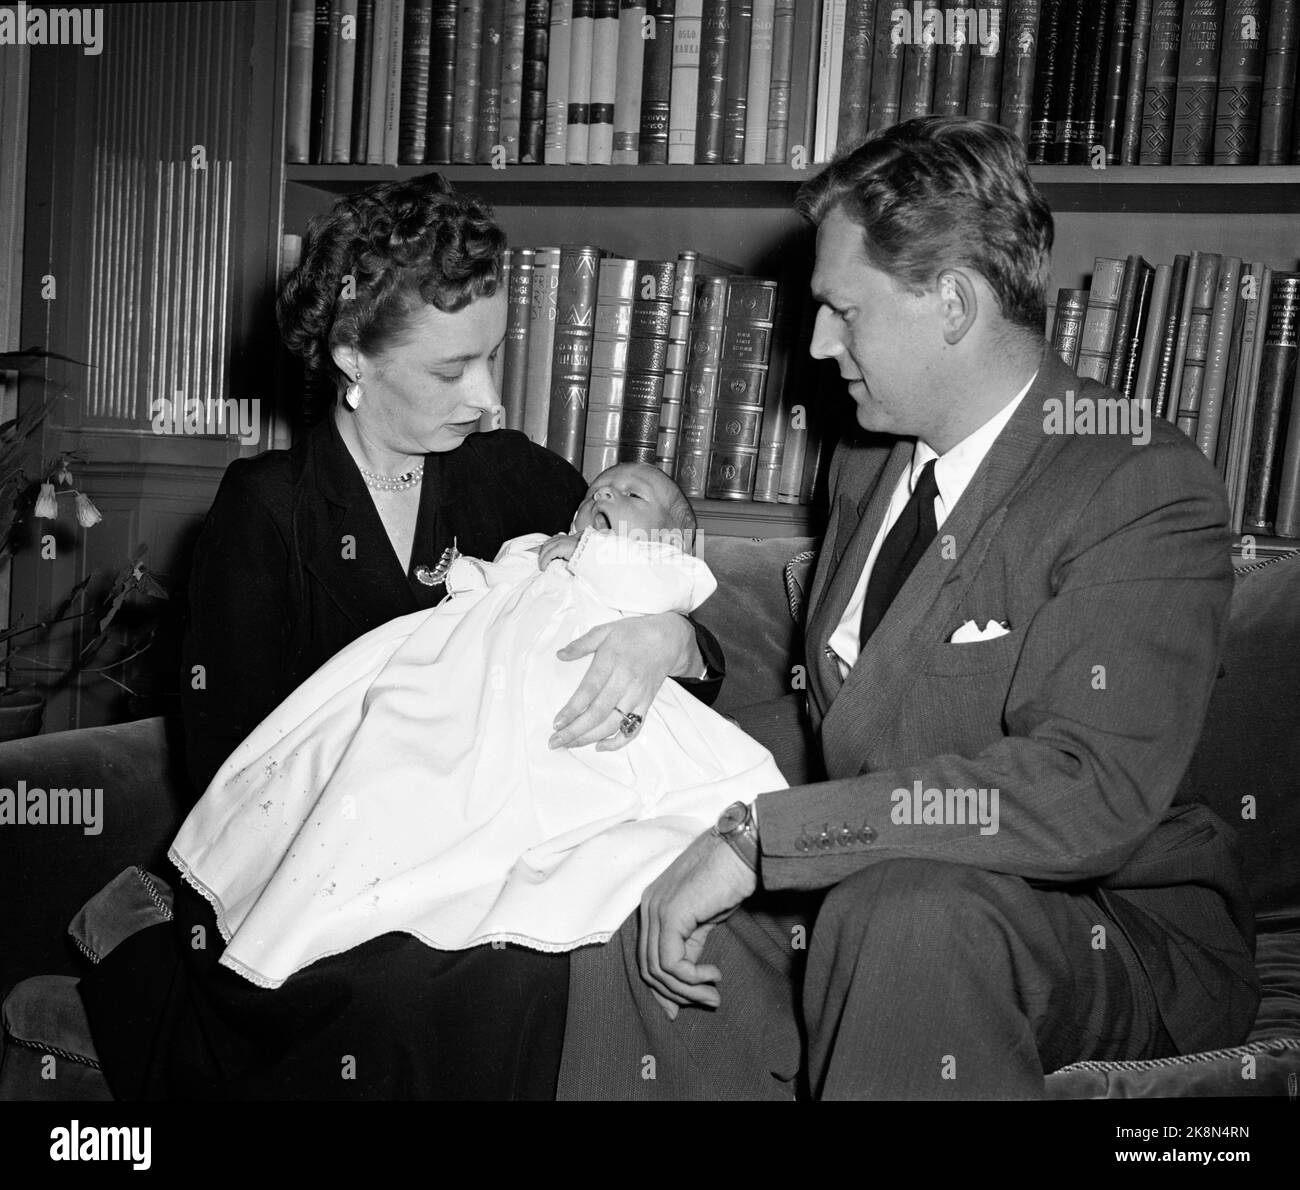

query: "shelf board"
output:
286 163 1300 213
694 498 822 540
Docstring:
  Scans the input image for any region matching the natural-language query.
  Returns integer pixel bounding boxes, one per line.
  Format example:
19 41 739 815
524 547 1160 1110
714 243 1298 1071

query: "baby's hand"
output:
538 533 581 570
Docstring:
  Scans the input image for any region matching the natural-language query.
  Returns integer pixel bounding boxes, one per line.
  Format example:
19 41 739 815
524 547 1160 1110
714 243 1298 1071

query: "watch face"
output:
718 802 747 834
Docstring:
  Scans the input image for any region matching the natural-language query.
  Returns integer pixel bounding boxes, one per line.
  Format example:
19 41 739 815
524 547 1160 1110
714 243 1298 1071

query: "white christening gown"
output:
170 528 787 988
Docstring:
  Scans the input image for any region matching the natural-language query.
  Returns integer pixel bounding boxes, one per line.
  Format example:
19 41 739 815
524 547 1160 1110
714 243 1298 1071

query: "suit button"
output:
823 645 836 659
858 826 876 844
816 827 833 850
835 824 854 846
795 835 811 853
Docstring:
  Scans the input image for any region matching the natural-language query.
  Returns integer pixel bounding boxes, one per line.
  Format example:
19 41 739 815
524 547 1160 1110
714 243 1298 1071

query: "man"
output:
558 116 1258 1100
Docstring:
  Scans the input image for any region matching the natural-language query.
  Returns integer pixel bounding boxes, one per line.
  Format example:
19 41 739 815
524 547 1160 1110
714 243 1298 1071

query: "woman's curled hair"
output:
277 173 506 417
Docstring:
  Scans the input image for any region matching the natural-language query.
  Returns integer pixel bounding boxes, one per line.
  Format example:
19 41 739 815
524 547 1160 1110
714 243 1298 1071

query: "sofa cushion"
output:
1176 552 1300 931
0 975 112 1101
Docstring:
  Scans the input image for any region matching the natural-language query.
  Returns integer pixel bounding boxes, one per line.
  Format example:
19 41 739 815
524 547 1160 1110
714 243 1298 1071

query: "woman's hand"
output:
538 533 580 570
549 612 704 751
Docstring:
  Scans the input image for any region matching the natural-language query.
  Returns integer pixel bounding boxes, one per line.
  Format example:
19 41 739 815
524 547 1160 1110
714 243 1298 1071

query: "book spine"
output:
1100 0 1136 161
696 0 730 161
548 245 603 468
1195 257 1244 456
520 0 551 162
964 0 1006 124
491 252 510 405
476 0 507 162
787 0 821 155
587 0 621 164
1170 0 1223 166
707 277 778 499
383 0 407 165
1152 253 1191 417
323 0 342 163
1074 258 1127 382
1051 288 1089 370
1175 252 1223 438
311 0 335 163
287 0 317 163
585 258 637 480
546 0 574 162
502 248 535 432
1259 0 1299 163
1133 262 1174 406
1271 359 1300 537
677 275 730 496
1118 260 1156 400
1070 0 1113 163
814 0 836 158
619 261 677 464
1213 0 1266 163
567 0 596 163
766 0 797 161
525 248 562 445
1105 254 1147 390
613 1 649 164
1243 273 1300 534
998 0 1040 145
352 0 376 161
1047 1 1086 164
1164 249 1204 420
722 0 754 162
657 251 700 475
744 0 776 162
500 0 528 162
1027 0 1063 162
1120 0 1153 163
836 0 875 150
1229 265 1270 530
1140 0 1182 163
423 0 455 161
364 0 392 163
1208 263 1251 468
451 0 481 163
666 0 700 164
752 279 796 501
331 0 360 163
1222 264 1263 489
899 5 939 122
399 0 433 164
933 0 975 118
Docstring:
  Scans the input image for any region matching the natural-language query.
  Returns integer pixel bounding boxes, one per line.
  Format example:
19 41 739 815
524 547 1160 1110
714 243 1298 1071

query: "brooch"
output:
415 539 459 586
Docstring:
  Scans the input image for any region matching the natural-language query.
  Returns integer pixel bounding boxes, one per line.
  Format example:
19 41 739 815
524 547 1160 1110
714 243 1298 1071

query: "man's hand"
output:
550 612 703 751
638 828 757 1019
538 533 581 570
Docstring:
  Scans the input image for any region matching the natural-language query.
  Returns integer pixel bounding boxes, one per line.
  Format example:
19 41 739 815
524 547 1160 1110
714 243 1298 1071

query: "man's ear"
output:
937 270 977 345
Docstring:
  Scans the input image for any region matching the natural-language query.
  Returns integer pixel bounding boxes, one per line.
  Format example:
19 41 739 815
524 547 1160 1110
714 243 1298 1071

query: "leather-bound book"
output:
696 0 730 161
1152 253 1191 418
666 0 700 164
502 248 535 433
1271 357 1300 538
584 258 637 481
1226 264 1270 529
965 0 1006 124
519 0 551 162
743 0 776 162
427 2 459 162
706 278 778 500
1106 254 1153 392
613 1 648 164
399 0 433 165
1243 273 1300 534
524 248 562 445
1140 0 1182 163
867 0 905 132
363 0 393 163
836 0 875 151
1051 288 1089 369
1171 0 1224 165
1120 0 1153 163
640 1 677 163
1047 2 1086 165
722 0 754 162
499 0 528 163
676 275 731 497
381 0 407 165
899 11 939 121
1213 0 1266 163
547 245 605 469
618 261 677 465
1197 257 1247 461
1259 0 1298 164
287 0 317 164
1118 265 1158 402
1067 0 1113 163
1027 0 1064 163
545 1 573 163
656 251 702 477
351 0 376 162
1075 258 1127 383
451 0 482 163
1133 262 1174 406
766 0 798 161
933 0 975 118
309 0 333 163
1174 253 1225 440
999 0 1041 145
1099 0 1135 162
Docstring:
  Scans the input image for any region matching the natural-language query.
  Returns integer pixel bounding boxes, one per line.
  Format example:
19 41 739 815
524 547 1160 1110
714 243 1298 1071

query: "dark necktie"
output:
859 459 940 649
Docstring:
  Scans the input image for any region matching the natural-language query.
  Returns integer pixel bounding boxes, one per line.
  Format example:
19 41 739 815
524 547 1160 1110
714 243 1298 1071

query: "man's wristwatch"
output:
713 800 759 871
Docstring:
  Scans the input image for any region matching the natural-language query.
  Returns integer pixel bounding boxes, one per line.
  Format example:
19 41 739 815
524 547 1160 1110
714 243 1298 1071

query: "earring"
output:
344 373 362 410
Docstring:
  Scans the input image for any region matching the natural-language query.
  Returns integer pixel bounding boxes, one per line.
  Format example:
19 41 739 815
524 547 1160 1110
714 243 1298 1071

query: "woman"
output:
79 173 723 1100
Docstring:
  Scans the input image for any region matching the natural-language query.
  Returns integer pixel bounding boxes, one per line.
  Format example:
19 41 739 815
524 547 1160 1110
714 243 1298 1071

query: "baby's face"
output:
573 463 678 538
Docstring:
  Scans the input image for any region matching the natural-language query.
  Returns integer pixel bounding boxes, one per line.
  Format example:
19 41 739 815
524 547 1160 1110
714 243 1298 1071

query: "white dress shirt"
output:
827 372 1037 678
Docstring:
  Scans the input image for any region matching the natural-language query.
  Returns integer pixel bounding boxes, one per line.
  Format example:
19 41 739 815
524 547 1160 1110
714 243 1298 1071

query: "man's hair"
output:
796 116 1054 335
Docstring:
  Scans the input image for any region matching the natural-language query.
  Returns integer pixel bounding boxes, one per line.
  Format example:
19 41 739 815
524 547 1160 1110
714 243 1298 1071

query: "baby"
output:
170 463 785 989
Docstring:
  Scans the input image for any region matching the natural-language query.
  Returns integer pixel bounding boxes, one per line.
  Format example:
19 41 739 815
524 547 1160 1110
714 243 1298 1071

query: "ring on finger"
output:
612 705 643 737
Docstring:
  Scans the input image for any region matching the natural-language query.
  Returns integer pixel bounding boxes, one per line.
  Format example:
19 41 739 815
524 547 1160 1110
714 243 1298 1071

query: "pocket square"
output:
949 618 1011 644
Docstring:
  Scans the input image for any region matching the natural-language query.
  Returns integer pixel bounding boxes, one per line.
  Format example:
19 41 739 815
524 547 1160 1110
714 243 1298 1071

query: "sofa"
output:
1 533 1298 1099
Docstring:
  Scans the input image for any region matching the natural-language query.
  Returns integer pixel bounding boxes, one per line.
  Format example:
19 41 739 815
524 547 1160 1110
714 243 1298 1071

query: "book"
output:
1046 1 1086 164
1192 256 1243 456
752 277 798 501
567 0 596 163
1118 267 1157 401
1243 273 1300 534
1259 0 1299 164
287 0 317 164
656 249 701 476
964 0 1005 124
588 0 621 163
1271 368 1300 537
1174 252 1223 440
399 0 433 165
722 0 754 162
619 260 677 464
677 274 730 497
788 0 823 153
696 0 730 162
1213 0 1266 164
1207 263 1251 468
492 251 510 403
815 0 843 160
613 0 649 164
525 247 562 444
451 0 481 163
933 0 975 118
545 0 573 162
1027 0 1065 163
1069 0 1113 164
1106 254 1153 393
426 0 458 162
520 0 551 162
499 1 527 163
766 0 798 161
707 277 779 499
744 0 776 162
548 244 603 468
585 257 637 479
382 0 407 164
667 0 701 164
322 0 342 163
1140 0 1182 163
1051 288 1089 369
1120 0 1153 163
1171 0 1223 165
1163 250 1203 420
502 247 535 432
309 0 333 163
1100 0 1136 162
1075 258 1127 382
1133 262 1174 406
352 0 376 161
1227 264 1270 529
364 0 393 163
837 0 875 151
1152 253 1191 417
999 0 1041 146
898 2 938 122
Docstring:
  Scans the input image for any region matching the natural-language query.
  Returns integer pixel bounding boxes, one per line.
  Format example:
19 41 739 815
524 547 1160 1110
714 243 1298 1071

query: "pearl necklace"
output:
359 462 424 492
